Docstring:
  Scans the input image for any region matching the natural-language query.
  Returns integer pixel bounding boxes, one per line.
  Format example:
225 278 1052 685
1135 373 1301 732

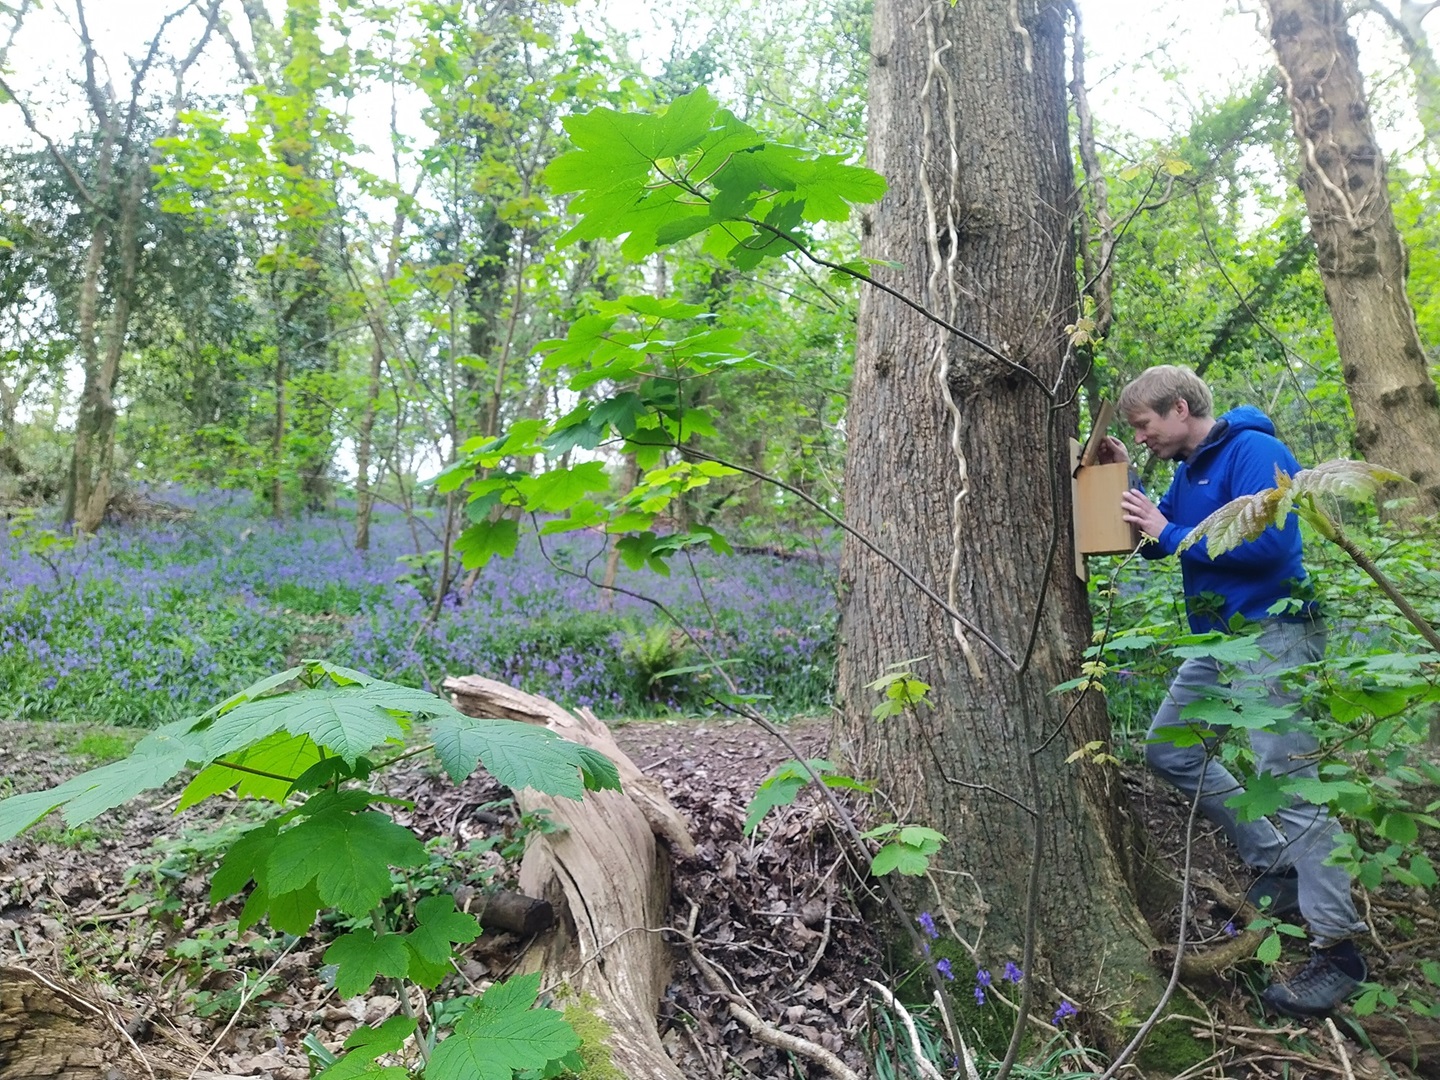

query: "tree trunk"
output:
838 0 1160 1011
442 676 694 1080
355 333 382 552
1266 0 1440 518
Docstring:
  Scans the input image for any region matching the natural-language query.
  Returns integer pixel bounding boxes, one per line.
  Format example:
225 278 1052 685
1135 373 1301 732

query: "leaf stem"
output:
210 760 300 784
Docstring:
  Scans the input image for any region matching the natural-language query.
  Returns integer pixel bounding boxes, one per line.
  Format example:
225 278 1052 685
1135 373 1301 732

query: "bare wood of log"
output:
442 676 695 1080
0 965 154 1080
473 890 554 936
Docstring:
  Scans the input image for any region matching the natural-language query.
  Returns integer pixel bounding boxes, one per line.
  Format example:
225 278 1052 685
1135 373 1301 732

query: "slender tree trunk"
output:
271 347 286 521
355 333 383 551
839 0 1160 1010
1266 0 1440 518
71 164 146 534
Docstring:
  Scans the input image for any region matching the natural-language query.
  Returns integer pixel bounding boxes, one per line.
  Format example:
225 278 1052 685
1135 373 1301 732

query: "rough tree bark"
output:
443 675 695 1080
0 966 144 1079
837 0 1161 1012
1265 0 1440 518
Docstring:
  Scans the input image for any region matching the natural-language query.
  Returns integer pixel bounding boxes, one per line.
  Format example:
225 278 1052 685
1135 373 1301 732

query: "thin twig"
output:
185 936 299 1080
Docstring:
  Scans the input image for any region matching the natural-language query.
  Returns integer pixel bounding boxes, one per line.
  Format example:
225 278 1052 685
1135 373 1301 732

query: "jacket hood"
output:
1217 404 1275 437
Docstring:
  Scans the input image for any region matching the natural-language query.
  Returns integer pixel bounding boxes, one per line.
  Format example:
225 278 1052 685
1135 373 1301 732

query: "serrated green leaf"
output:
574 745 622 792
1179 696 1296 731
427 714 613 799
1226 771 1290 821
430 991 580 1080
179 732 322 809
1256 932 1282 964
188 685 430 765
211 819 283 902
897 825 946 851
408 895 482 966
266 880 323 935
870 842 931 876
518 462 611 513
0 728 197 841
199 665 305 720
267 809 427 916
314 1055 409 1080
325 930 412 998
1171 635 1263 663
456 518 520 570
1378 812 1420 845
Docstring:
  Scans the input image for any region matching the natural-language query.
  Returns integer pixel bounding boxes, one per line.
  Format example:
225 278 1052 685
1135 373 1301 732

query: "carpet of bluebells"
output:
0 491 837 727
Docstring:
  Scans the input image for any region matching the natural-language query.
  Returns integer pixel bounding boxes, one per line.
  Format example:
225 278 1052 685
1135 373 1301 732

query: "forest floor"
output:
1 715 1436 1080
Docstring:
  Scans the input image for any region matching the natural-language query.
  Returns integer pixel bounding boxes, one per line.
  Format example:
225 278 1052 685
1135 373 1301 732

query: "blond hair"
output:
1117 365 1213 420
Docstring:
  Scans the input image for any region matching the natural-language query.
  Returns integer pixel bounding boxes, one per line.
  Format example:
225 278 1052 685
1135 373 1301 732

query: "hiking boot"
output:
1261 947 1368 1018
1246 869 1301 920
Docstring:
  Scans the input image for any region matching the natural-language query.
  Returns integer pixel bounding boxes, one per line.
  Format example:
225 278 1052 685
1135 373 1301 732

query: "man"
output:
1098 364 1368 1018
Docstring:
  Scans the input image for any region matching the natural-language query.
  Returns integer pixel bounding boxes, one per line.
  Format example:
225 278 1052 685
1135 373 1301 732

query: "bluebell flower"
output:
1003 961 1023 983
936 958 954 981
1053 1001 1078 1025
918 911 939 939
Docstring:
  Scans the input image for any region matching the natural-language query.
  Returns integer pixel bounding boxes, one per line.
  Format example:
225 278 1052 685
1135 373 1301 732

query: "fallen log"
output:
443 676 695 1080
0 966 147 1080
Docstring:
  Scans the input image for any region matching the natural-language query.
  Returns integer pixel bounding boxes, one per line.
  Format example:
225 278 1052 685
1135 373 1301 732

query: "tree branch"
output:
0 72 99 206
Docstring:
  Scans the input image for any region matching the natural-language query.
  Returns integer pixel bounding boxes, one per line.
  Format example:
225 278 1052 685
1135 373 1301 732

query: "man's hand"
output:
1096 436 1129 465
1121 488 1168 539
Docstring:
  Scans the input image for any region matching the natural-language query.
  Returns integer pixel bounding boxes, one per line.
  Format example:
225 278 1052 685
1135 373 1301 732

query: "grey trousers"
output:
1145 616 1367 947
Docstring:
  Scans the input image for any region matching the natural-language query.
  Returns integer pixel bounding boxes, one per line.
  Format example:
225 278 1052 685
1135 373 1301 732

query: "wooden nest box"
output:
1070 400 1140 579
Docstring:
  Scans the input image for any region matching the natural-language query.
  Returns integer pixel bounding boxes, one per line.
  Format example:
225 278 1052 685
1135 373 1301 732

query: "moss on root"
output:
556 990 626 1080
1132 999 1213 1075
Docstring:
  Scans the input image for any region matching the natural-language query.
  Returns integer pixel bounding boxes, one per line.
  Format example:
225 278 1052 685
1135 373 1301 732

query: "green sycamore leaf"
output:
179 731 323 809
266 809 427 917
199 665 305 720
426 714 620 798
1226 771 1290 821
1171 635 1263 663
407 895 482 966
265 880 323 936
187 684 448 765
517 462 612 512
344 1016 418 1054
324 930 412 999
314 1056 408 1080
0 725 196 842
456 518 520 571
211 819 284 902
1179 696 1297 731
870 842 932 877
429 973 580 1080
590 392 647 437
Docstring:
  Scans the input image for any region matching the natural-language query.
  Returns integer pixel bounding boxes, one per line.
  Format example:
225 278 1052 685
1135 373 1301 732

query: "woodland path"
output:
2 716 1436 1079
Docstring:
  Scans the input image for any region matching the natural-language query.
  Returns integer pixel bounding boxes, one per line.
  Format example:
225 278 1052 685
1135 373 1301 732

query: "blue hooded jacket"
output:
1141 405 1316 632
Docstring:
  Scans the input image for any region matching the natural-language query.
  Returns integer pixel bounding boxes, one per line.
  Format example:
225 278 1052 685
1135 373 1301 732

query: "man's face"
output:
1126 403 1191 460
